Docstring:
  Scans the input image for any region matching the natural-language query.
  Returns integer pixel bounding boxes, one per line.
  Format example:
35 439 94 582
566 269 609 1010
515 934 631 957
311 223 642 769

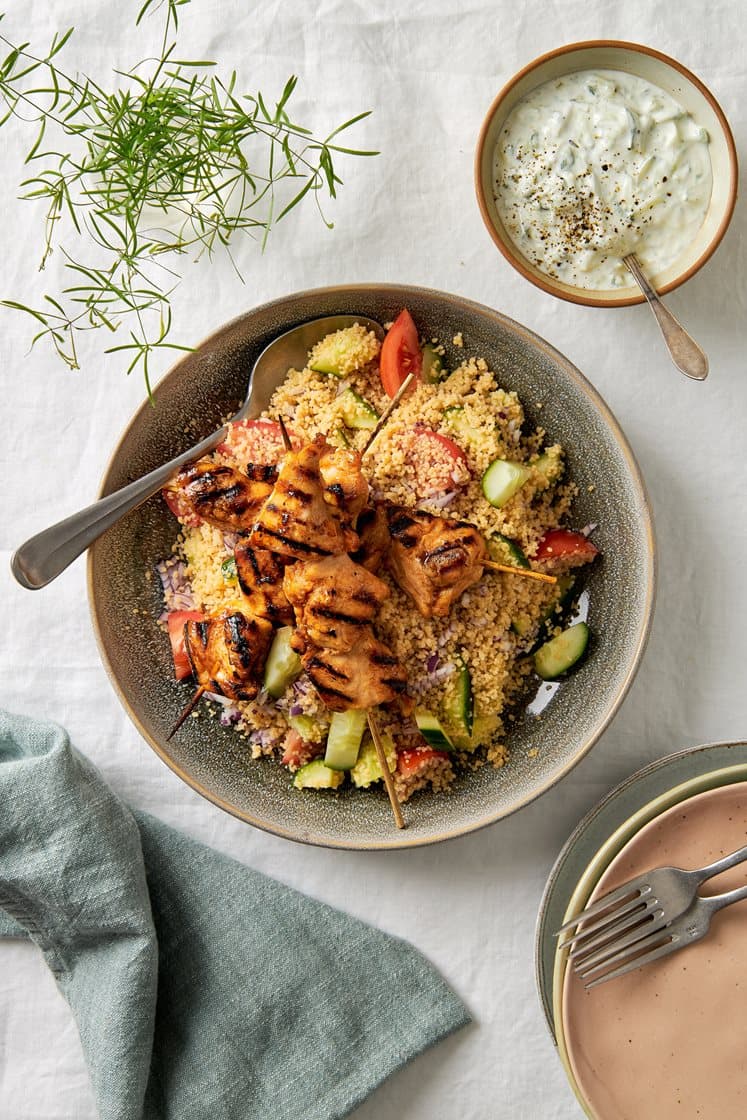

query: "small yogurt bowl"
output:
475 41 738 307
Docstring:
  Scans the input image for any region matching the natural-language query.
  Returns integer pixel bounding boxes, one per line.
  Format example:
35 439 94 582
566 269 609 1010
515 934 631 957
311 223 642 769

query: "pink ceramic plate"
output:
562 782 747 1119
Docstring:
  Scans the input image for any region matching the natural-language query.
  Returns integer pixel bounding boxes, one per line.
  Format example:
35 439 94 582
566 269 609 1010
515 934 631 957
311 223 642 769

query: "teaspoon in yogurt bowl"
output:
11 314 384 590
623 252 708 380
475 41 738 313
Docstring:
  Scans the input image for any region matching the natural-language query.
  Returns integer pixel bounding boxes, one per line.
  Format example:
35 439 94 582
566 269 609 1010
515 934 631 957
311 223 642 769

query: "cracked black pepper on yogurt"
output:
492 69 712 289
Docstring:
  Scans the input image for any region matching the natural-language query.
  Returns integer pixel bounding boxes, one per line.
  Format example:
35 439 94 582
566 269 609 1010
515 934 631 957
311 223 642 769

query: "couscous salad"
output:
158 311 599 803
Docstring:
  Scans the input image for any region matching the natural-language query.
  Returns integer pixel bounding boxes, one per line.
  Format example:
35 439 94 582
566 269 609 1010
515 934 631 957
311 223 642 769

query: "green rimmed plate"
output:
536 741 747 1039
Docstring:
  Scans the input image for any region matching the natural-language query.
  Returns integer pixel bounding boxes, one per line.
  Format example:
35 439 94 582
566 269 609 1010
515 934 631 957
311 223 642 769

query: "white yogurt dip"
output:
492 69 712 289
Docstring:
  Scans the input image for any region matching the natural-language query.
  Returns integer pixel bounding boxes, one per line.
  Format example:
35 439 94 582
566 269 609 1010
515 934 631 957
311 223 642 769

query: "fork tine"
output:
583 933 681 989
558 887 652 950
569 896 662 961
555 878 648 937
577 918 667 981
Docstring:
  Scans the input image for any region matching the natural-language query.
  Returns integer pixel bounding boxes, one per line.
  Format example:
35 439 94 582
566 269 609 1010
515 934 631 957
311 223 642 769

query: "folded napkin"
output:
0 709 469 1120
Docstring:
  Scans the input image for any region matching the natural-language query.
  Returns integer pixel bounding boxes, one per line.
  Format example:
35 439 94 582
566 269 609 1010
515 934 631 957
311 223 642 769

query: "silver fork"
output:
577 882 747 988
556 843 747 985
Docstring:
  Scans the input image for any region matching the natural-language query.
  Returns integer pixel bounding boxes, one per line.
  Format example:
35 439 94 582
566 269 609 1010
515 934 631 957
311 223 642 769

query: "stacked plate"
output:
537 741 747 1119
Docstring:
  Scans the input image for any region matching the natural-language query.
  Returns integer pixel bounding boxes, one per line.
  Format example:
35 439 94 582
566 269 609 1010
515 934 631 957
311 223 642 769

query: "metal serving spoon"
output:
12 314 385 589
623 253 708 381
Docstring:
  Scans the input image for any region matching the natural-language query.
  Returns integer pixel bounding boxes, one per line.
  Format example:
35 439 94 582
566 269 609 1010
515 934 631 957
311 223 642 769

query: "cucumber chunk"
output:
488 533 530 569
287 714 325 743
308 328 358 376
339 388 379 431
324 709 367 770
442 405 473 442
510 613 535 639
350 733 397 788
221 555 238 583
293 759 345 790
415 710 455 751
263 626 302 698
327 426 352 448
533 449 564 487
447 708 499 752
481 458 530 507
422 344 446 383
534 622 590 680
443 659 473 738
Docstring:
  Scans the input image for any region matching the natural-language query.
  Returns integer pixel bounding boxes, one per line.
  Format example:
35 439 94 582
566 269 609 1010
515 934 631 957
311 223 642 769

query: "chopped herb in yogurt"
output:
492 70 712 290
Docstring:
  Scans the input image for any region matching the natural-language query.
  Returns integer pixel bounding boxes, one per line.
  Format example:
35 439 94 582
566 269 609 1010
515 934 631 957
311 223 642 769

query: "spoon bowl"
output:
11 314 383 589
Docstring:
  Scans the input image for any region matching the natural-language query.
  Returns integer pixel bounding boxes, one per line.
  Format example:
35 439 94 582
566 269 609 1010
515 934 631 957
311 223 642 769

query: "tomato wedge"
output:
217 418 299 467
405 425 470 497
162 486 202 527
166 610 204 680
535 529 599 567
380 309 423 398
396 746 450 779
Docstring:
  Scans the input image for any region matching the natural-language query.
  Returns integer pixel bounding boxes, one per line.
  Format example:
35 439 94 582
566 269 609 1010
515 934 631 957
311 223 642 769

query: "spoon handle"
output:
11 426 228 589
623 254 708 381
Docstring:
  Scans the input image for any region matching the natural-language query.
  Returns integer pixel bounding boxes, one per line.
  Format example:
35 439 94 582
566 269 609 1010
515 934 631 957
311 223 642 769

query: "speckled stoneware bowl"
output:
475 41 738 308
88 284 655 849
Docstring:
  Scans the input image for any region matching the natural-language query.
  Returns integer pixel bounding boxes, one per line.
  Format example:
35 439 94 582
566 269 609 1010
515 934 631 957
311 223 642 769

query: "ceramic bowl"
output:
88 283 655 849
475 41 738 307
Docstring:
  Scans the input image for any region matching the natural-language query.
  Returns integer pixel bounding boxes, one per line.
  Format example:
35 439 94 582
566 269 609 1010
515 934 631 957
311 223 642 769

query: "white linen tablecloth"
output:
1 1 745 1116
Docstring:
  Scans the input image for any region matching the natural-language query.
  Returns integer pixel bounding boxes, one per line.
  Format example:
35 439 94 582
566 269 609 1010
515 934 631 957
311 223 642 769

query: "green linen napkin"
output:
0 709 470 1120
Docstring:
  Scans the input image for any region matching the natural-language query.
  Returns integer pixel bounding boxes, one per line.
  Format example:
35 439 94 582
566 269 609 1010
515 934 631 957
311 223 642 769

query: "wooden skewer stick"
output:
367 711 405 830
361 371 416 455
167 685 206 741
483 560 557 585
277 414 293 451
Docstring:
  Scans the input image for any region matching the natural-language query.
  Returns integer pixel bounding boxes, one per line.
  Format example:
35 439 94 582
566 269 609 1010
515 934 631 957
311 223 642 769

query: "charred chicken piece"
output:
234 537 293 627
350 505 391 573
297 628 410 712
318 446 369 524
173 460 277 532
183 611 273 702
284 554 390 652
384 503 487 618
249 435 359 561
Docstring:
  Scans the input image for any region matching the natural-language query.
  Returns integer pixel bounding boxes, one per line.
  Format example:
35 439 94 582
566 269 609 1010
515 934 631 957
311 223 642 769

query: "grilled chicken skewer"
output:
379 503 556 618
284 552 409 827
284 554 389 652
234 539 293 626
350 504 390 573
284 555 410 711
166 610 274 740
183 612 274 701
384 504 487 619
250 435 359 561
169 461 277 532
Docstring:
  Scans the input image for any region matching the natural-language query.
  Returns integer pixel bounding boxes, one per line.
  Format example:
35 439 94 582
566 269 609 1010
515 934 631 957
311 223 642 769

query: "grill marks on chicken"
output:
350 504 391 573
284 555 389 651
175 460 277 531
250 435 359 561
234 538 293 627
298 628 410 712
183 612 273 701
384 503 487 618
284 553 409 711
319 446 369 525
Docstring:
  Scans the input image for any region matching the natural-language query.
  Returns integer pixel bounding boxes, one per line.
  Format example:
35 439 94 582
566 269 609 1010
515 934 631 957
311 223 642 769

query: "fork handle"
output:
702 882 747 914
11 424 228 590
695 843 747 885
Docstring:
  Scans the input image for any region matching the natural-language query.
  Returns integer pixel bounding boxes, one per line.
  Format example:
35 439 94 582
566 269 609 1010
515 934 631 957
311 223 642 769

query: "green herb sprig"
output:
0 0 376 394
